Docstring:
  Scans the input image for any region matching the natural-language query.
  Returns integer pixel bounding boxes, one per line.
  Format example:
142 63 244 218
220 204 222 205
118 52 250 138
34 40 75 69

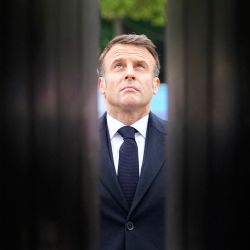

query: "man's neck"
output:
107 108 150 125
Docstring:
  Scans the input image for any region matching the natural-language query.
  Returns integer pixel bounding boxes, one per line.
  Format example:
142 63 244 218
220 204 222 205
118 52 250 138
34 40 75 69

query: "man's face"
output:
98 44 160 114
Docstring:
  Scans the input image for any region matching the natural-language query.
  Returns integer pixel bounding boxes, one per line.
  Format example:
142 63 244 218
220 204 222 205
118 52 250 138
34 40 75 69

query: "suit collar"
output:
129 112 167 214
106 113 149 139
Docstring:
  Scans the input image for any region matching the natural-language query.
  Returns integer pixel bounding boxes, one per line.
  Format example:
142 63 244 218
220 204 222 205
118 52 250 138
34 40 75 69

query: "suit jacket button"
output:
126 221 134 231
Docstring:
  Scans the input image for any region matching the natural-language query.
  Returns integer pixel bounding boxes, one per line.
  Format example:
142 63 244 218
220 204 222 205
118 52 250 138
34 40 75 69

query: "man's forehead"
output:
104 44 155 63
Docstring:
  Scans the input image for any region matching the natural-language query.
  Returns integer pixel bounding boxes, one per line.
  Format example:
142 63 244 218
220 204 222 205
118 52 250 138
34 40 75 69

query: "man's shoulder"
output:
149 112 167 135
98 112 107 131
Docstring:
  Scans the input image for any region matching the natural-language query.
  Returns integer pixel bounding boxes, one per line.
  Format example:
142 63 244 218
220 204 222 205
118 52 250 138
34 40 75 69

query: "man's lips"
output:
120 86 139 92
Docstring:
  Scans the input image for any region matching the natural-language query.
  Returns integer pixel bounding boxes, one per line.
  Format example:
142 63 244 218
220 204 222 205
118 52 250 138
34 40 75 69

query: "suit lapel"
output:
99 114 129 211
129 113 167 214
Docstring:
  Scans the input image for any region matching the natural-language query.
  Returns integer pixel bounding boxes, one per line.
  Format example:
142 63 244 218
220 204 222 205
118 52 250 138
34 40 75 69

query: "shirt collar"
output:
106 113 149 139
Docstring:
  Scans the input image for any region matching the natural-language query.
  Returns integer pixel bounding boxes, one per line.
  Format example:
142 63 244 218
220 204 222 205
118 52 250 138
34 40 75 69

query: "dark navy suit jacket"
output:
99 112 167 250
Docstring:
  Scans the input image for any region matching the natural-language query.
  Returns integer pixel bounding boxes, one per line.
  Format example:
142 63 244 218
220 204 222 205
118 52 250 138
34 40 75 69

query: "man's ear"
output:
153 77 160 95
98 77 106 95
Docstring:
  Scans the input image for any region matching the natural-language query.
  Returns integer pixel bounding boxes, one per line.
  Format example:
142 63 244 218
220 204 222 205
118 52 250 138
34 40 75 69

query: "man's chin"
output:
120 101 146 112
120 99 139 108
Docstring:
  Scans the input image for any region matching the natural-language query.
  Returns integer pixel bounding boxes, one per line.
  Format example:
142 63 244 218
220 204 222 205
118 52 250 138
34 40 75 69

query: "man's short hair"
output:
98 34 160 77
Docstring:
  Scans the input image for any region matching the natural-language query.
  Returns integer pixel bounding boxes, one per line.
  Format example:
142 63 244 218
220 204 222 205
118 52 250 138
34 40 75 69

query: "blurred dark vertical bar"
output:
1 0 99 249
167 0 250 249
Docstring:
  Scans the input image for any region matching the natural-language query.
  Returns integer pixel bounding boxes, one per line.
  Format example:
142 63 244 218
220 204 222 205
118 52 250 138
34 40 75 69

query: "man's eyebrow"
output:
109 58 149 68
135 60 147 64
112 58 147 63
110 58 124 65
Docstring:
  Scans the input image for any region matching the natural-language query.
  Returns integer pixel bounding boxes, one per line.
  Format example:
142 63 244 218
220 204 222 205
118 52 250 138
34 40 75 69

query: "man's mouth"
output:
121 86 139 92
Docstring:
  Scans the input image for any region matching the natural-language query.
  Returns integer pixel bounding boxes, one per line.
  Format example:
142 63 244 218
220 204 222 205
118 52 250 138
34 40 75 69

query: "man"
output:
98 34 167 250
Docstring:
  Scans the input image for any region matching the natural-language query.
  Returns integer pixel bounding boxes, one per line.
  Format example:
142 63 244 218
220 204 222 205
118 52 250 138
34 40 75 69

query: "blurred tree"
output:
100 0 167 34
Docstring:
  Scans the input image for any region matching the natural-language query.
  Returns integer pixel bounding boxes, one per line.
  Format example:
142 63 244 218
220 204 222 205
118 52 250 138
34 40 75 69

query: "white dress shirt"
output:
106 114 149 176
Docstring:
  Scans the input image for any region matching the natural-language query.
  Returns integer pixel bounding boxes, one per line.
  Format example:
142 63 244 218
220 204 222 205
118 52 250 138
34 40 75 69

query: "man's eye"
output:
136 64 145 69
114 63 123 69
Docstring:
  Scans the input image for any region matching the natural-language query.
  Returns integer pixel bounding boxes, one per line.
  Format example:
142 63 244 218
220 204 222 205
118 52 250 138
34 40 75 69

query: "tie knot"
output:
118 126 136 139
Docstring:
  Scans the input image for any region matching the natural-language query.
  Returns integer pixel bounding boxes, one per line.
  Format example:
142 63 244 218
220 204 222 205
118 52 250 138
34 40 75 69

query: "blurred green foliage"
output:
100 0 167 26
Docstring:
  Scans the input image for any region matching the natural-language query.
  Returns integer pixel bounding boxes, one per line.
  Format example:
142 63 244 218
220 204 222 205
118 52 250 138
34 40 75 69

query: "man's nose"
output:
125 64 135 80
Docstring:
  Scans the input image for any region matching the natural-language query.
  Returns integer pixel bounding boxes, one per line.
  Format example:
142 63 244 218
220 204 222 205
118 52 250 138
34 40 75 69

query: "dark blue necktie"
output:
118 126 139 206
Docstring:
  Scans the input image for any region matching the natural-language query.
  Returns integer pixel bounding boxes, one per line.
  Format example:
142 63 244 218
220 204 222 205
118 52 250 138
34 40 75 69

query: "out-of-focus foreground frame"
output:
167 0 250 249
1 1 99 249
